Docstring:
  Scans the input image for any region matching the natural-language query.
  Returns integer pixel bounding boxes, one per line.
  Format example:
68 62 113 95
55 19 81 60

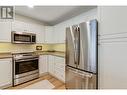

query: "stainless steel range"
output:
12 52 39 86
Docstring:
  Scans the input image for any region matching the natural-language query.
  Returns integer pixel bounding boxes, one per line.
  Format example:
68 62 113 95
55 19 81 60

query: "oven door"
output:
14 58 39 78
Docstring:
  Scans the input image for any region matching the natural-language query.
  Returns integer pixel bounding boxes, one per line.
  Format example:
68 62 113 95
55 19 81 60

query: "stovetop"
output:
13 52 38 60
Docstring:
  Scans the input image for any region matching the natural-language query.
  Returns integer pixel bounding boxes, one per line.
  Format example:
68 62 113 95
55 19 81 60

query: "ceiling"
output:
15 6 97 25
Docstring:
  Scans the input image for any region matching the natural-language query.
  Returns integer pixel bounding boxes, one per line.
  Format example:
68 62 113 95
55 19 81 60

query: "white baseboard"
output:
48 73 65 83
39 72 49 77
0 83 12 89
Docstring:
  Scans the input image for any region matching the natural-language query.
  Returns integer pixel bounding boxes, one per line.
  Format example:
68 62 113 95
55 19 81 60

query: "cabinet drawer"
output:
54 66 65 72
55 57 65 64
54 68 65 80
55 62 65 69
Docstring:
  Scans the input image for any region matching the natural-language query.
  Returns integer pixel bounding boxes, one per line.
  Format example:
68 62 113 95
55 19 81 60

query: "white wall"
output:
15 14 48 25
53 8 97 44
54 8 97 29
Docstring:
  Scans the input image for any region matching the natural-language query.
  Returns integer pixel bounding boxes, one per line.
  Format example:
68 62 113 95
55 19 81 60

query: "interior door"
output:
65 66 96 89
78 19 97 73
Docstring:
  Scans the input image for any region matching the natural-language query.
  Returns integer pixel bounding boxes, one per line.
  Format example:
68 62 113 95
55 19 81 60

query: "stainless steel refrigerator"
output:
65 19 98 89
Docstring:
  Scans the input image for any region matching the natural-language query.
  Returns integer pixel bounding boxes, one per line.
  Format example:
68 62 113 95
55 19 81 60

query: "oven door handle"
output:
15 58 38 62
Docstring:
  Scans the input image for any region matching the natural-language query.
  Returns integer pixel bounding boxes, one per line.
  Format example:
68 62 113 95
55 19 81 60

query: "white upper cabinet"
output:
28 23 45 43
45 26 65 43
12 21 66 44
54 25 65 43
44 26 55 43
99 7 127 36
0 22 11 42
36 25 45 43
12 20 28 32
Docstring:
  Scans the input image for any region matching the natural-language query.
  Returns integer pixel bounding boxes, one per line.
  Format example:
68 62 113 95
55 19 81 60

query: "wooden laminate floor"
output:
7 74 66 90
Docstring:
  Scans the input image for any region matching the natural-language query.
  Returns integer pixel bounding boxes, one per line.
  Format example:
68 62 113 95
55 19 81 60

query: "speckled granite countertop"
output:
0 52 12 59
0 51 65 59
34 51 65 58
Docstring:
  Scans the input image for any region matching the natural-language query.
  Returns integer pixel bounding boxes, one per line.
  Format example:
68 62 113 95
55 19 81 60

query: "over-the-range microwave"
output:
11 31 36 44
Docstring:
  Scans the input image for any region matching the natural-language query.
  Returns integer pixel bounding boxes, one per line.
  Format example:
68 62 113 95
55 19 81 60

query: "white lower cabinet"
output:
54 56 65 82
39 55 65 82
39 55 48 76
0 58 12 88
48 55 55 75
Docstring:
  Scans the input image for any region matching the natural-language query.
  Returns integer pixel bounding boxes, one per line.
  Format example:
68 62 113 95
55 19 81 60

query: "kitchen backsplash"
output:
0 43 65 53
52 44 65 52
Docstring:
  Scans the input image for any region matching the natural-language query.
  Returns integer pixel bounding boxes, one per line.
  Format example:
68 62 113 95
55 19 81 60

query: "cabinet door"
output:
54 56 65 82
12 20 45 43
39 55 48 75
98 6 127 89
48 55 55 75
54 57 65 68
12 20 28 32
54 25 65 43
99 42 127 89
60 29 65 43
0 58 12 88
0 22 11 42
53 26 59 43
45 26 54 43
36 25 45 43
59 27 65 43
29 24 45 43
99 7 127 35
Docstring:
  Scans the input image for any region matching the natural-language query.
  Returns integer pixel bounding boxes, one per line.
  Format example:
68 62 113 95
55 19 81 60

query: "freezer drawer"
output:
65 66 96 89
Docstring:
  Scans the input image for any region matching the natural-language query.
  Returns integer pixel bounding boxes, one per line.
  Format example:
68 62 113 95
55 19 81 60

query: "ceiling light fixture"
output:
27 5 34 8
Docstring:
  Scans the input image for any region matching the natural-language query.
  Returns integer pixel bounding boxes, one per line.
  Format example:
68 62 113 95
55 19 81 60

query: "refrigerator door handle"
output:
67 66 92 78
76 27 80 66
71 26 78 67
75 27 78 66
73 26 80 67
67 66 78 73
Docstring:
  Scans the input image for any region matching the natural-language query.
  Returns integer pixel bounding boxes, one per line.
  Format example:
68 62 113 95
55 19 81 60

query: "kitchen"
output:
0 6 68 89
0 6 127 90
